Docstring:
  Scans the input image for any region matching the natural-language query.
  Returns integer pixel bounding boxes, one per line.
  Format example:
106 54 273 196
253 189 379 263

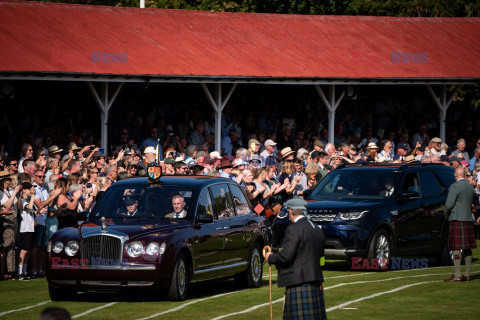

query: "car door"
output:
226 184 254 263
209 183 245 267
393 171 426 255
192 188 226 278
419 170 448 253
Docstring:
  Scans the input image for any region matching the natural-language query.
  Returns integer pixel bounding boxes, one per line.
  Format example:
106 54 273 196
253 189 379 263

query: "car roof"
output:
112 175 235 189
336 163 454 172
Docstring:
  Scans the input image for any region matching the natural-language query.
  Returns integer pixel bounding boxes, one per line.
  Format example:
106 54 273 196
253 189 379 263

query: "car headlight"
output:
65 240 79 256
127 241 143 258
145 242 159 256
52 241 64 254
337 210 368 220
159 242 166 255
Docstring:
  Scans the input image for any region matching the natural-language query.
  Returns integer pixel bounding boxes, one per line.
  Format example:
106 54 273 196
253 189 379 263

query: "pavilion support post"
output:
201 83 237 152
426 84 459 143
87 81 124 155
314 85 345 144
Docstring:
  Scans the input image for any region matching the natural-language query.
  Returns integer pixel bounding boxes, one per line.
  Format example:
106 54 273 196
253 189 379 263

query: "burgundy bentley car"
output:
46 174 269 301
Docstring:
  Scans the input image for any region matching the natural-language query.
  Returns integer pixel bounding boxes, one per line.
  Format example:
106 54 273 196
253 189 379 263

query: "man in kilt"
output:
444 167 477 282
266 198 327 319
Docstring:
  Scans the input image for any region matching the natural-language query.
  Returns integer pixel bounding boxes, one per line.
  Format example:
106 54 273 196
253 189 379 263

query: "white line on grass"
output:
325 281 437 312
135 290 246 320
0 301 51 317
209 269 480 319
210 297 284 320
71 302 118 319
325 270 480 290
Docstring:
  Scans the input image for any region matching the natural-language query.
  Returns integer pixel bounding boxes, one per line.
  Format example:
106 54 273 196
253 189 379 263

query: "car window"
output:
419 171 443 198
401 172 422 197
310 170 399 199
210 184 235 220
91 185 193 219
228 184 251 215
197 189 214 219
435 169 455 191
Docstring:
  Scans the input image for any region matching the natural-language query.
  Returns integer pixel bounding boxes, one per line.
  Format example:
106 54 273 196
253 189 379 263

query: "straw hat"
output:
404 155 416 163
66 142 81 152
48 145 63 154
0 170 11 180
280 147 296 159
366 142 379 150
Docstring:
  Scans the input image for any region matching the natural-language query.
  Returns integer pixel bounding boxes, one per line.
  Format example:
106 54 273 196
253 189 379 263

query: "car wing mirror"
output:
398 190 419 200
197 213 214 223
303 189 313 200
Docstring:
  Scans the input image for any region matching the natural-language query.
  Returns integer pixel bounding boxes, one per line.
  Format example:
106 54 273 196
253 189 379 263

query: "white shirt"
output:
20 199 35 233
174 210 186 219
1 189 18 214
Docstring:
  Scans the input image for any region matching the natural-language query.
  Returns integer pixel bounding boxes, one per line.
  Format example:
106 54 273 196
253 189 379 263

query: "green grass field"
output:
1 242 479 320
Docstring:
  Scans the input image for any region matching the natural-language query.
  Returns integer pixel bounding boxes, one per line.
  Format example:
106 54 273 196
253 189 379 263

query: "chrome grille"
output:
308 209 337 222
309 214 337 222
81 235 123 267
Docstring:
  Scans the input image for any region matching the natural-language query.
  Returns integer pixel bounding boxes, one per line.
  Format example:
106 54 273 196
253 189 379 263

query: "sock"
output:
17 265 23 276
453 250 462 278
464 250 473 277
22 265 27 276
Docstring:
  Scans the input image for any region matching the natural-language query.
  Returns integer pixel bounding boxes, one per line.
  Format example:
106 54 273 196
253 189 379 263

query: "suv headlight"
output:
65 240 79 256
127 241 143 258
52 241 64 254
337 210 368 220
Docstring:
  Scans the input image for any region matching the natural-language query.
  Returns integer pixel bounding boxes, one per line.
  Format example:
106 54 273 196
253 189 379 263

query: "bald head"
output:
454 167 466 180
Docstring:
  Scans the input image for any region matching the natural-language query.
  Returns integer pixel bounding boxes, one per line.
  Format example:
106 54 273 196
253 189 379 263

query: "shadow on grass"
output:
68 277 276 303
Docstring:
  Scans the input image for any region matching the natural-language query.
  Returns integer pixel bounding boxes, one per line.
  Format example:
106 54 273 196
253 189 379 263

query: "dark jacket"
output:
268 217 325 287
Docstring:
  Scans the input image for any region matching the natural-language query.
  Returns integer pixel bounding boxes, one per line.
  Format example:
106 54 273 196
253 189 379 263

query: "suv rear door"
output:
393 171 428 255
418 170 447 253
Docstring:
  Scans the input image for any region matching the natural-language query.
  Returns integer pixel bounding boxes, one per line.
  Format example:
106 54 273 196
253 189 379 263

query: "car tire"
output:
367 229 391 271
48 285 77 301
167 253 189 301
235 244 263 288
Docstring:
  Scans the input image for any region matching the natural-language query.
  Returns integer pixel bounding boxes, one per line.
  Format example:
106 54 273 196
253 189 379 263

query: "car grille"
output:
81 235 123 267
308 209 337 222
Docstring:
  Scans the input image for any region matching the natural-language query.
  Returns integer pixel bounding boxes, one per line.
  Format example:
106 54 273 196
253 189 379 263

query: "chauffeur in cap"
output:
265 198 327 319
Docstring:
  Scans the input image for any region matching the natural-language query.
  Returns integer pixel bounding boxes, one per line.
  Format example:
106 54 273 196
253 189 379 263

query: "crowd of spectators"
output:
2 89 480 281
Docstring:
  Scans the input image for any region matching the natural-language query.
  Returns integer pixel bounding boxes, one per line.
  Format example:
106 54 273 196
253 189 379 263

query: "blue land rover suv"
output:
272 163 456 268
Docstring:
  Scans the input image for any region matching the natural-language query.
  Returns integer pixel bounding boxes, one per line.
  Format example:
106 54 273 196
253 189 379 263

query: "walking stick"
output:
263 245 273 320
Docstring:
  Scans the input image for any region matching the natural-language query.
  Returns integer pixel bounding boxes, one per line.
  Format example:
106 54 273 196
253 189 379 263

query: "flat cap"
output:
283 197 308 210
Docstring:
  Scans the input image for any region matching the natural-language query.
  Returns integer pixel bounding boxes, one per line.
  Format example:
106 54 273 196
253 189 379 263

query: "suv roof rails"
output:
339 162 447 170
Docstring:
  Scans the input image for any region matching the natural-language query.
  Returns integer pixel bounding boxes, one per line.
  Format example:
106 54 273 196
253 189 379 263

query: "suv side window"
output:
197 189 214 217
210 184 235 219
419 171 443 198
228 184 251 215
402 172 422 197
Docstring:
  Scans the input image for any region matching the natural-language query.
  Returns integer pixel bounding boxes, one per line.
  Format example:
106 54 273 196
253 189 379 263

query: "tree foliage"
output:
32 0 480 16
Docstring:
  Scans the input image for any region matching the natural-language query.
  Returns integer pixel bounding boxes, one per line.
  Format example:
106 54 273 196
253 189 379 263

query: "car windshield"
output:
309 170 400 200
91 185 194 219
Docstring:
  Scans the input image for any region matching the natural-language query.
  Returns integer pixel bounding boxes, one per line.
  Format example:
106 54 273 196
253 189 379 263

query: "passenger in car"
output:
165 195 187 218
123 197 139 216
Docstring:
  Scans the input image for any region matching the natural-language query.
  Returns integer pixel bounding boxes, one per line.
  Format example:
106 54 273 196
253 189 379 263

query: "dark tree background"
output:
30 0 480 16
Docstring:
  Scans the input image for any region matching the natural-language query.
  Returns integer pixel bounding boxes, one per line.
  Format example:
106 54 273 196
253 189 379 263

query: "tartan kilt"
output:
448 221 477 250
284 282 326 320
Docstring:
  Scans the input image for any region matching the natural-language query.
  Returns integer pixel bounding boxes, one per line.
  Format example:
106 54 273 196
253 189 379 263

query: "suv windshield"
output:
309 169 400 200
91 185 194 219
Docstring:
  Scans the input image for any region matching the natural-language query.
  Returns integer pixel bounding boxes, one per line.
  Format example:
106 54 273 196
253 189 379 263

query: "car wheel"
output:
236 244 263 288
48 285 77 301
167 253 189 301
367 230 391 271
